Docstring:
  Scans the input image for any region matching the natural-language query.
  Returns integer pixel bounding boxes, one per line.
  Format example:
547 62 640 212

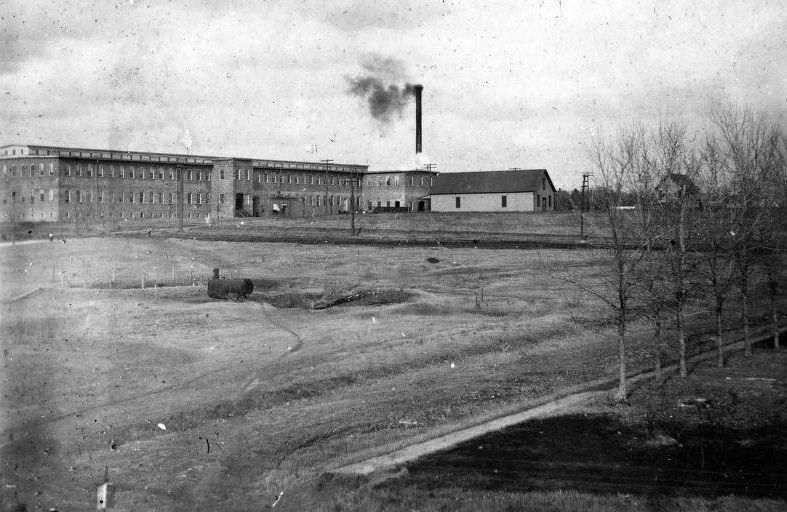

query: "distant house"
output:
428 169 556 212
656 174 701 207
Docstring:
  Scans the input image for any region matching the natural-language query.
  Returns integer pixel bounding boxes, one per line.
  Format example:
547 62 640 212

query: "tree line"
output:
557 105 786 401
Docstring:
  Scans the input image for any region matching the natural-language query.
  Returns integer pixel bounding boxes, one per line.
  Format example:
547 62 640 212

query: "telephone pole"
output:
580 172 592 239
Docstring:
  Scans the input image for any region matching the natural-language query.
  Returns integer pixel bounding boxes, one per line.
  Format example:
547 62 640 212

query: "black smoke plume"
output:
346 55 416 123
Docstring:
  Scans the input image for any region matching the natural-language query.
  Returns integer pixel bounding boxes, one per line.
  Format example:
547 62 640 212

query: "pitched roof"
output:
658 173 700 195
430 169 553 195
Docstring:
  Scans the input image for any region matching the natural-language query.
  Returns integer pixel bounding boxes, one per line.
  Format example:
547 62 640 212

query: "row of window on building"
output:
63 163 210 181
2 162 56 177
364 176 433 187
227 168 364 188
64 211 209 220
63 189 209 205
2 189 56 204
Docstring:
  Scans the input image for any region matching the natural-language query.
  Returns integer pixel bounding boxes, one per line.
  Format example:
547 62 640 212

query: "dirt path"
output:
330 328 787 476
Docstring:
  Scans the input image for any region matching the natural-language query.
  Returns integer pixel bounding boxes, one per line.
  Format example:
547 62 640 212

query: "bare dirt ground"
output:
0 237 783 511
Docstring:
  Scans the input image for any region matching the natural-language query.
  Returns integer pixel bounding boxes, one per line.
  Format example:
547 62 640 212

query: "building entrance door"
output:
252 196 260 217
235 193 244 214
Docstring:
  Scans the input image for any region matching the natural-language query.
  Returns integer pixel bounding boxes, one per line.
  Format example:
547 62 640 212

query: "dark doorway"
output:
252 196 260 217
418 201 425 211
395 201 400 208
235 193 244 214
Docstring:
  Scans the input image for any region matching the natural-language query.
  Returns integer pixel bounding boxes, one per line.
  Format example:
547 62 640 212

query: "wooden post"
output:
172 265 175 283
141 274 145 290
111 268 116 289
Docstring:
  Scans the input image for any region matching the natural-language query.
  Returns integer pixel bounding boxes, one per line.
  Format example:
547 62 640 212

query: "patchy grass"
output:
0 237 784 511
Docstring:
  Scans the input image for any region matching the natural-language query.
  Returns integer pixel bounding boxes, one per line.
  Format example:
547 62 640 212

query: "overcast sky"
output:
1 0 785 189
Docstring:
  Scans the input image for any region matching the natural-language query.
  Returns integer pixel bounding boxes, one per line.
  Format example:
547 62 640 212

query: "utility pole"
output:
580 172 592 239
321 159 333 216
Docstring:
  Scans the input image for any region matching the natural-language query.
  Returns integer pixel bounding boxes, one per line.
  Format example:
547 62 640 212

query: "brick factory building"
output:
0 144 370 225
362 169 437 212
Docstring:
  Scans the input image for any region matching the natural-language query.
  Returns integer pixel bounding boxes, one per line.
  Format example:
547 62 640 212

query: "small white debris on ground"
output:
157 423 166 430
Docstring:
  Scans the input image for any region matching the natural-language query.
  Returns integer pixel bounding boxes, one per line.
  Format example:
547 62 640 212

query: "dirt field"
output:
0 236 783 511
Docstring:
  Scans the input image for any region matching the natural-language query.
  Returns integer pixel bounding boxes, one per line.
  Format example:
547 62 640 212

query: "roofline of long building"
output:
0 143 368 172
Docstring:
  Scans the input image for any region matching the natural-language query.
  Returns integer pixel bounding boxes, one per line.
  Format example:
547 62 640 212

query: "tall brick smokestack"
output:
414 84 423 154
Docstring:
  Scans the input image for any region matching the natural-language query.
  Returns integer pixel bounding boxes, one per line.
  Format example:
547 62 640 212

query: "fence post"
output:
172 265 175 284
111 268 116 289
141 273 145 290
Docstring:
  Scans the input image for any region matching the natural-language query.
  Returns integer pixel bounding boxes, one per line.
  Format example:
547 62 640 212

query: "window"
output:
98 165 104 178
394 176 400 186
220 169 225 179
196 193 201 205
420 177 424 186
86 165 93 178
265 173 269 183
272 175 277 183
30 164 35 176
410 177 414 186
295 175 299 184
288 174 292 184
245 169 250 181
39 163 44 176
219 193 224 203
455 196 461 209
311 175 315 185
76 190 82 203
118 192 124 203
543 178 546 189
119 166 125 178
49 163 54 176
548 196 552 208
316 195 320 206
187 193 192 204
49 189 54 201
10 166 16 177
158 192 163 204
129 168 135 179
65 190 70 203
158 167 164 179
187 170 193 181
386 200 391 207
98 191 103 203
234 169 239 180
501 195 507 208
149 168 155 179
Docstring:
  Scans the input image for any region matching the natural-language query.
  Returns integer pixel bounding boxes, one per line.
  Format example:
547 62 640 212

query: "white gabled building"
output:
428 169 556 212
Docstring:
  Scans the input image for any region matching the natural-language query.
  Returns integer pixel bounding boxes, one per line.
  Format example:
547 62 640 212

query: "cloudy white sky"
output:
1 0 785 188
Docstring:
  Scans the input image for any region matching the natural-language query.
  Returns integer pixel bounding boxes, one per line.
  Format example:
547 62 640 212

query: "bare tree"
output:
646 121 702 378
696 138 738 367
708 105 782 356
581 127 653 401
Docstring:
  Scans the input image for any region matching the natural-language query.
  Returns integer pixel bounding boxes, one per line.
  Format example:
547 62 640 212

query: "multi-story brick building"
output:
362 169 438 212
0 144 371 225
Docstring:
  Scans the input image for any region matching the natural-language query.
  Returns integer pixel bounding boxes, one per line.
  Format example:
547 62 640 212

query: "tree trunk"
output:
654 312 662 379
677 303 687 378
715 297 724 368
614 308 627 402
741 272 751 356
769 279 780 349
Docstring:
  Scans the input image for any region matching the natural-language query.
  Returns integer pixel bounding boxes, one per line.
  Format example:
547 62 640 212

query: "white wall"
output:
431 192 535 212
